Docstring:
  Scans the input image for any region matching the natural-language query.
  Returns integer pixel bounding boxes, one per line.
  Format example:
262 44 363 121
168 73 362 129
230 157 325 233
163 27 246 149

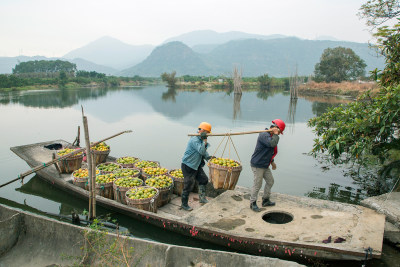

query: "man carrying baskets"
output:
250 119 285 212
181 122 213 211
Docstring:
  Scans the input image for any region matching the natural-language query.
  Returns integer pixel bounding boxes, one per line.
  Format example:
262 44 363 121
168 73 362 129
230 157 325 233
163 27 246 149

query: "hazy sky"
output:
1 0 372 57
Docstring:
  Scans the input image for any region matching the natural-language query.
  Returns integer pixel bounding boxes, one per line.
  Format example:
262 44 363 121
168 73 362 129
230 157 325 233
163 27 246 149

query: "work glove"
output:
200 132 208 140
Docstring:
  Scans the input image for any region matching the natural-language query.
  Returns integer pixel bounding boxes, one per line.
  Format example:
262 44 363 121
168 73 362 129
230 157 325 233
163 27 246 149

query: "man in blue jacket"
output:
181 122 212 211
250 119 285 212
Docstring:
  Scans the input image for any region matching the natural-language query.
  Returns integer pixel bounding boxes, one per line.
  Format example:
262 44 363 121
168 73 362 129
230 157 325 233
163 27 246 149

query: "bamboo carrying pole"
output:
0 130 132 189
82 113 95 219
188 129 273 137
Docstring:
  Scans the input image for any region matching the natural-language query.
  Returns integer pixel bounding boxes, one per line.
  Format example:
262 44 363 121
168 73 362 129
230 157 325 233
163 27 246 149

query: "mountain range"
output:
0 30 385 77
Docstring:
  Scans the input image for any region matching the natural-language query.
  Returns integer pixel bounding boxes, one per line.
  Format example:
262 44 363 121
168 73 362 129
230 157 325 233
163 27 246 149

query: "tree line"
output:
0 60 159 89
13 60 77 74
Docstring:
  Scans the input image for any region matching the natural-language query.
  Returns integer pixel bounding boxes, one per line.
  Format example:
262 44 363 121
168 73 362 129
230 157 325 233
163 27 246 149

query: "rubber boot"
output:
181 194 193 211
250 201 261 212
199 185 208 204
262 198 275 207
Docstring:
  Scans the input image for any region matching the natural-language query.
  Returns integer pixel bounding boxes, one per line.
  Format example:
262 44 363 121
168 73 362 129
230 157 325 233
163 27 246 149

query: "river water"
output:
0 86 396 266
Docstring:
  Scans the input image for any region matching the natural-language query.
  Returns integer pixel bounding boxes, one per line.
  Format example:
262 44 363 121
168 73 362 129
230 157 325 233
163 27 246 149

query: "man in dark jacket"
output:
249 119 285 212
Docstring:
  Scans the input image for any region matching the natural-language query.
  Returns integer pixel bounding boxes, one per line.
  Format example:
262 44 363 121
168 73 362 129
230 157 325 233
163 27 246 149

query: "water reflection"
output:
162 87 178 102
233 93 242 120
0 87 145 108
305 183 365 204
287 98 298 127
304 95 351 117
0 87 349 125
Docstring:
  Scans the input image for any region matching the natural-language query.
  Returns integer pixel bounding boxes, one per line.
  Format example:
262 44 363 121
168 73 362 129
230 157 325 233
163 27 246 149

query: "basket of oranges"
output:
126 186 159 213
208 157 242 190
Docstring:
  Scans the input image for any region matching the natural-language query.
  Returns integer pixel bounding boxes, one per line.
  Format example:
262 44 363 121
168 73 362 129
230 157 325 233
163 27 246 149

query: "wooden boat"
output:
10 140 386 262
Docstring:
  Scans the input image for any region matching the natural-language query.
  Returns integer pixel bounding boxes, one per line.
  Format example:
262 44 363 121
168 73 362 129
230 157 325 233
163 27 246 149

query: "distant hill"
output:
0 56 116 75
1 31 385 78
69 58 117 75
120 37 384 77
119 42 213 77
163 30 287 47
204 37 384 77
63 36 154 70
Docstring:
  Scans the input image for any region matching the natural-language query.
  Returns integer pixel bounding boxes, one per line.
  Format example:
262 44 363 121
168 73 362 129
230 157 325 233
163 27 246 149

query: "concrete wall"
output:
0 204 304 267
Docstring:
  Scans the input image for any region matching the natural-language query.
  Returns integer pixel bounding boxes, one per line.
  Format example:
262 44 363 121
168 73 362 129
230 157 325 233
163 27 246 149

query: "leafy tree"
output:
257 73 272 88
314 47 367 82
59 71 68 86
359 0 400 27
12 60 76 74
161 71 177 88
309 3 400 192
372 21 400 86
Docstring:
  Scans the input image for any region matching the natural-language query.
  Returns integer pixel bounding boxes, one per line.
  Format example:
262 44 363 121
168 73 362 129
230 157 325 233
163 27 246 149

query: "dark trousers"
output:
181 163 208 196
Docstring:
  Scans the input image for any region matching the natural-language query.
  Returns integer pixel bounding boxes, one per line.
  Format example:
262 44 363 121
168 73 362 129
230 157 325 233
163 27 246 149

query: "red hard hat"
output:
272 119 285 134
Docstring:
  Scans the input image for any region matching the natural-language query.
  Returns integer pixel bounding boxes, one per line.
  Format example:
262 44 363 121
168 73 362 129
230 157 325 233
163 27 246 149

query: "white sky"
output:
0 0 372 57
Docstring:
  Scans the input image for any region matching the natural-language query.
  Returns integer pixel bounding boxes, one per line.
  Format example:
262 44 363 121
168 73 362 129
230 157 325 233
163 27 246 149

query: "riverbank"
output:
298 81 379 98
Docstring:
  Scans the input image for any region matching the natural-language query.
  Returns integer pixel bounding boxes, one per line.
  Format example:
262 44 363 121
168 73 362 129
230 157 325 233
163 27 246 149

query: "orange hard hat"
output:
198 122 212 133
272 119 285 134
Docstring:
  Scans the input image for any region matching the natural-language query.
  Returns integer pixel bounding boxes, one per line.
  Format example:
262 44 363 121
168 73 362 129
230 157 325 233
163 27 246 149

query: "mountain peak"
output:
63 37 154 69
163 30 287 47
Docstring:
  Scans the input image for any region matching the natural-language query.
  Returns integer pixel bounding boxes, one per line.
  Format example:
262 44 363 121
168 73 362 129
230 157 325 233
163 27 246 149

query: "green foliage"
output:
12 60 77 74
359 0 400 27
76 70 106 79
59 71 68 86
63 219 151 266
373 21 400 86
161 71 177 88
257 73 272 88
314 47 367 82
308 86 400 164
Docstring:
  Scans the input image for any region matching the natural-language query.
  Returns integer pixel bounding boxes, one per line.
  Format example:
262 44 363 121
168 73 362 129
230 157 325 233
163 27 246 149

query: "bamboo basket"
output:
145 177 174 207
72 176 88 190
91 149 110 165
155 184 173 207
116 156 141 168
125 186 159 213
95 181 114 199
208 161 242 190
71 169 100 190
113 177 143 204
56 152 83 174
168 169 184 196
